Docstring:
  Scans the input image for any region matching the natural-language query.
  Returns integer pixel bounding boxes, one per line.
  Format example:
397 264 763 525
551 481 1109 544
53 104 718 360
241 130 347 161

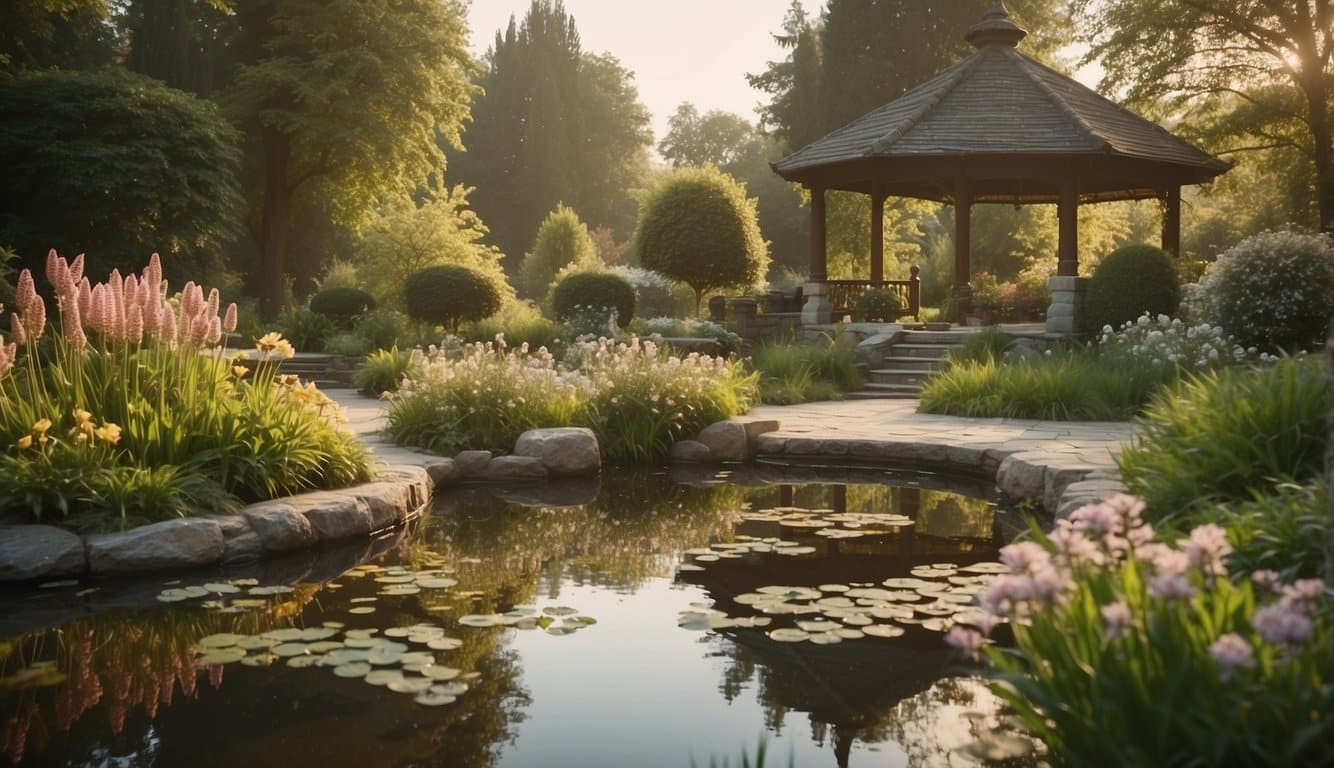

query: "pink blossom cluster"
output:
40 251 238 350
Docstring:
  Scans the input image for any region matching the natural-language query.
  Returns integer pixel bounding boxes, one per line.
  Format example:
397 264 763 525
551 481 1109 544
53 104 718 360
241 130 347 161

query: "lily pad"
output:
333 662 373 678
863 624 907 639
767 628 810 643
414 692 456 707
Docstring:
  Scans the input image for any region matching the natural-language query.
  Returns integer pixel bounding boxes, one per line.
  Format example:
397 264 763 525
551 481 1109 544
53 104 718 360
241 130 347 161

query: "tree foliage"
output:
123 0 231 96
404 264 502 333
450 0 652 270
0 68 243 282
519 204 598 299
222 0 477 317
634 166 769 314
1076 0 1333 231
550 270 636 328
0 0 119 74
352 183 511 310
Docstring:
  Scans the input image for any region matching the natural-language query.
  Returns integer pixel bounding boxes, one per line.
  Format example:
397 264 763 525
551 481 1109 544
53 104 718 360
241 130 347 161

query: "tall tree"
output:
1077 0 1334 231
0 0 119 74
123 0 230 96
451 0 652 271
751 0 1072 151
222 0 477 318
659 104 760 167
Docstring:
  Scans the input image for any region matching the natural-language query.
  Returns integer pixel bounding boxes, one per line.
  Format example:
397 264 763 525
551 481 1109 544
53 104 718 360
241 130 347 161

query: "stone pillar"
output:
1045 275 1089 336
707 295 727 324
729 297 758 340
800 281 832 325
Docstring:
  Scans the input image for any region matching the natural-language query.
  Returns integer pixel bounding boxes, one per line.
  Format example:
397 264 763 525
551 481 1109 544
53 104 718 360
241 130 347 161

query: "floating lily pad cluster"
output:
456 606 597 636
677 561 1007 645
743 506 915 539
154 578 294 612
193 623 477 707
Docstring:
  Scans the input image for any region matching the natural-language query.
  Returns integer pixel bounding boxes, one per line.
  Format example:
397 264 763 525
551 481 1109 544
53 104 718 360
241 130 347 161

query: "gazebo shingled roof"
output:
770 2 1229 328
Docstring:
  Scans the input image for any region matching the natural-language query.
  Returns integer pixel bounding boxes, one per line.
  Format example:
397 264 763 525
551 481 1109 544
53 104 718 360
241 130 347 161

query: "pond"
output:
0 466 1028 768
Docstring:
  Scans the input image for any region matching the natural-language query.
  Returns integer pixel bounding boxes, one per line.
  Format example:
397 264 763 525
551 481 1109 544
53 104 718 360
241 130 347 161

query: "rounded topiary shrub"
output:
1084 244 1180 334
854 288 905 322
1195 229 1334 353
309 286 376 328
550 271 636 329
633 165 768 315
403 265 501 332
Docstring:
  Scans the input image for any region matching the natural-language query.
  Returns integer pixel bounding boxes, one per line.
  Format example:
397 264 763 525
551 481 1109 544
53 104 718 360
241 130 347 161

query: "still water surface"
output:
0 467 1020 768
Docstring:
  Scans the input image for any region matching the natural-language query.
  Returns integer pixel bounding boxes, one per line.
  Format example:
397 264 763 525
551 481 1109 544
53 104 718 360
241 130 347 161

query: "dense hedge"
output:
404 265 501 332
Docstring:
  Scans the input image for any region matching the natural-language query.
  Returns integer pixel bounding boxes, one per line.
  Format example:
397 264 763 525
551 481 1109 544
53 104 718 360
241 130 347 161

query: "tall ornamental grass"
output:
385 335 757 461
0 251 369 531
947 495 1333 768
751 338 861 405
920 314 1276 421
1118 356 1330 523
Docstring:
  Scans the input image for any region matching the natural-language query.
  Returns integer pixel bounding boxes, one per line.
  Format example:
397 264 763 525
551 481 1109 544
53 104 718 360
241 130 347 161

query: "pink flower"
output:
10 314 26 347
1049 524 1104 566
1281 579 1324 608
1148 573 1196 601
999 541 1051 575
1254 604 1313 647
63 297 86 349
1101 601 1132 640
1209 633 1255 681
222 303 238 334
945 624 991 662
1183 523 1231 577
1251 570 1282 593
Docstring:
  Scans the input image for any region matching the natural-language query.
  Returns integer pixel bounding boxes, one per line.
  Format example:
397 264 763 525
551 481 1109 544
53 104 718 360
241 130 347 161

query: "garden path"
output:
329 388 1134 482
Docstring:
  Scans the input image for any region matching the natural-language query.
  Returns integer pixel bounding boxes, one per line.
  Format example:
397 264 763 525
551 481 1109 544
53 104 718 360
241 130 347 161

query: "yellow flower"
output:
16 435 32 450
232 365 250 379
74 432 88 445
274 339 296 359
73 408 92 424
94 423 122 445
32 418 52 435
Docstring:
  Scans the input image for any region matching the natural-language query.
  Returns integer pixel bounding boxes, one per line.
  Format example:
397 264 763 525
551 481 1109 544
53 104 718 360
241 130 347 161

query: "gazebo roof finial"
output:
964 1 1028 49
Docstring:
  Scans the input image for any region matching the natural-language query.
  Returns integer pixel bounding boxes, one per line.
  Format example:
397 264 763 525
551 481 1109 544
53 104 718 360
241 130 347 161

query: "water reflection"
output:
1 469 1023 768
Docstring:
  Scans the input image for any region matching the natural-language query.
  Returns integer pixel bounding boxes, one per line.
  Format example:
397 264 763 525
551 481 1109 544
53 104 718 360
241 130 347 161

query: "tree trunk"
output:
259 126 291 321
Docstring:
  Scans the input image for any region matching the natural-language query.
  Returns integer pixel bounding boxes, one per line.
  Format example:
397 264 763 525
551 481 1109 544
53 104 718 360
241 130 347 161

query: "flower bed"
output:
0 252 369 532
384 335 757 462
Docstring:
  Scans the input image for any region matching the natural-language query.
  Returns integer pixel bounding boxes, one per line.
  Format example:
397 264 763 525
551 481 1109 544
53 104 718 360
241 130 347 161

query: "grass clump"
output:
1118 356 1331 523
751 338 861 405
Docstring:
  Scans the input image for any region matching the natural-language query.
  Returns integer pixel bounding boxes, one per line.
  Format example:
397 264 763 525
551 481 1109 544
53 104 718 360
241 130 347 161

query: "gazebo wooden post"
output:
810 186 827 281
1057 181 1079 276
1046 178 1088 335
870 185 886 283
953 176 973 318
1161 187 1181 257
802 185 833 324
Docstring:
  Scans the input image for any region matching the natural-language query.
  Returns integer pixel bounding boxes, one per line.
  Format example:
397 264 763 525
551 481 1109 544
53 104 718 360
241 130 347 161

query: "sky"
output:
465 1 1103 152
466 0 821 148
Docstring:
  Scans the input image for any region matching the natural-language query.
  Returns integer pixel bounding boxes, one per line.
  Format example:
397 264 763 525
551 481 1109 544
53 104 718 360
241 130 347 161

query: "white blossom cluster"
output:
1098 313 1277 372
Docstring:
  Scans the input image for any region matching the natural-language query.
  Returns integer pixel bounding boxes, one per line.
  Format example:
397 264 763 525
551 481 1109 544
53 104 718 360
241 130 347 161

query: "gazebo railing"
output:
825 267 920 321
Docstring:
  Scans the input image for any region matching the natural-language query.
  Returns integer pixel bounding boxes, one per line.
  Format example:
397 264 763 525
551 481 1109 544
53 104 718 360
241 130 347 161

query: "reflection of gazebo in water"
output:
771 2 1228 334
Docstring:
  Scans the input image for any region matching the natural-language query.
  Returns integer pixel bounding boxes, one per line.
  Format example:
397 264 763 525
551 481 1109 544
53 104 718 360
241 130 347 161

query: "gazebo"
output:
772 2 1229 334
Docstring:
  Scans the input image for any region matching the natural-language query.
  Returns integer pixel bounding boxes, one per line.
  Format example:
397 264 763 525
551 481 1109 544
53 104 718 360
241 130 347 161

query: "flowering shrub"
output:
385 335 756 461
948 495 1333 767
1098 313 1277 374
0 251 368 531
607 265 693 318
1193 228 1334 352
630 316 742 357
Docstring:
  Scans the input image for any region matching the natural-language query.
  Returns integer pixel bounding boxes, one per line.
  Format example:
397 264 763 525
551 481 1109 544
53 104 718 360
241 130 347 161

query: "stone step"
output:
899 330 971 345
846 386 920 400
890 343 955 359
868 369 931 387
874 357 943 372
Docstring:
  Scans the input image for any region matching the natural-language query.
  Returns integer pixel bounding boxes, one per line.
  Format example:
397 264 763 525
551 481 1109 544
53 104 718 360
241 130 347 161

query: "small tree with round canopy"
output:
403 264 501 333
632 166 768 315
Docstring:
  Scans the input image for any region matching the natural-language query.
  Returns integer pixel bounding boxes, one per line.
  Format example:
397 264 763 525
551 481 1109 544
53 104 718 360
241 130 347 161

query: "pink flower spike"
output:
161 305 178 345
223 303 238 334
10 314 26 347
44 249 60 288
206 316 221 346
206 288 220 319
77 278 91 321
69 253 84 283
126 304 143 345
1101 601 1132 640
63 297 86 349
